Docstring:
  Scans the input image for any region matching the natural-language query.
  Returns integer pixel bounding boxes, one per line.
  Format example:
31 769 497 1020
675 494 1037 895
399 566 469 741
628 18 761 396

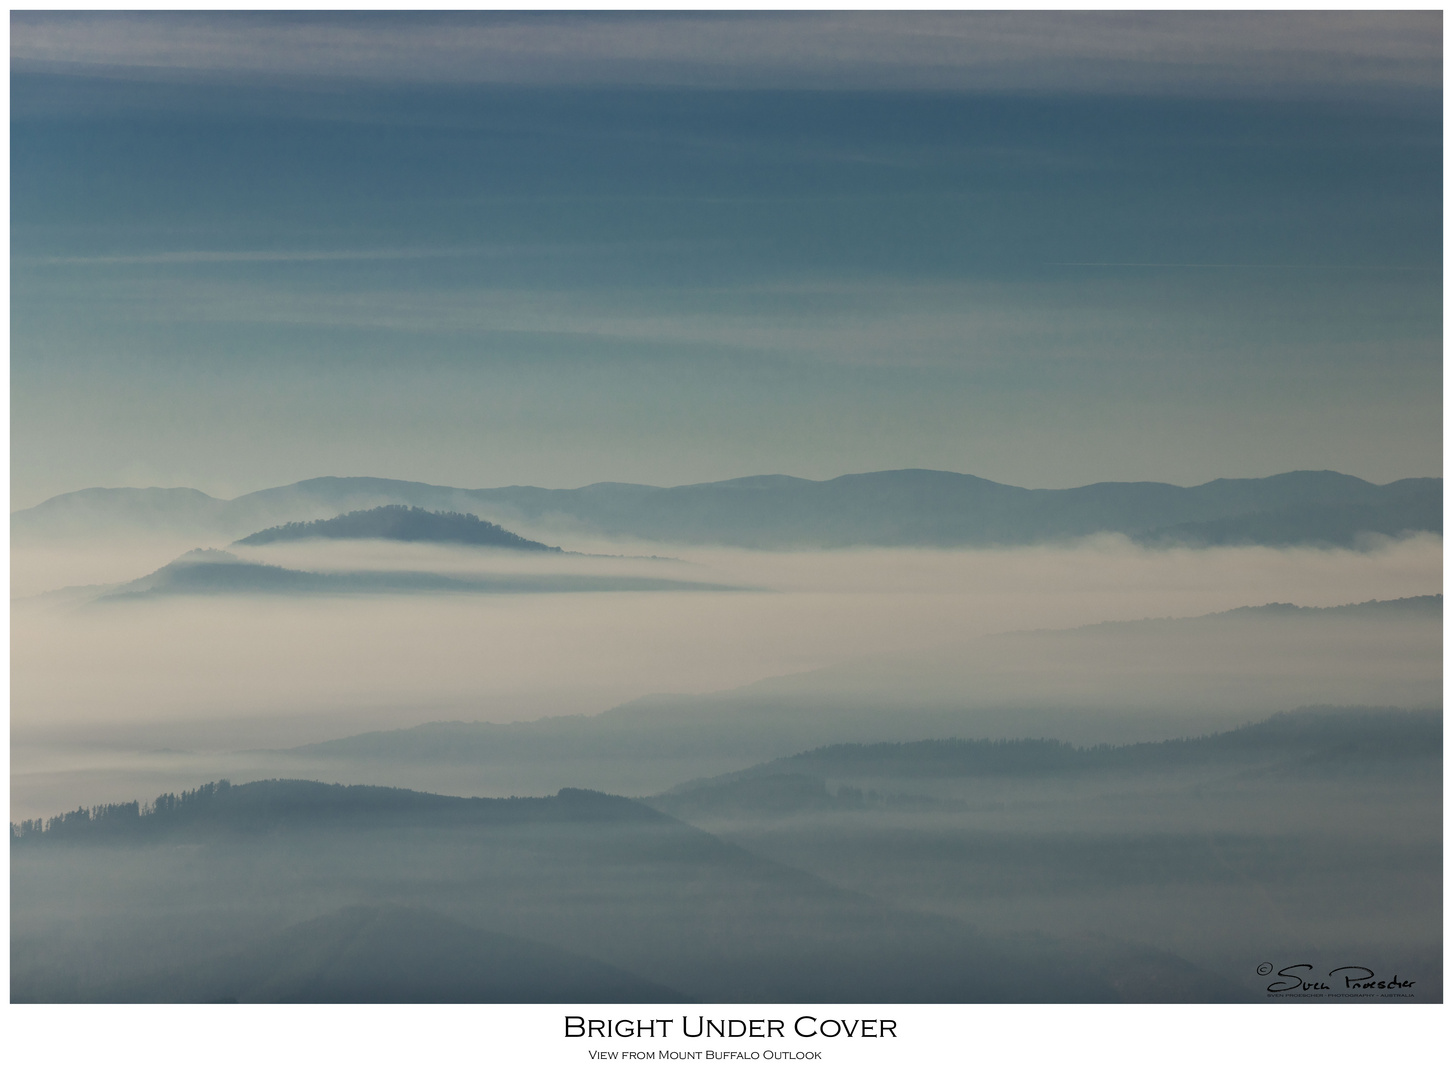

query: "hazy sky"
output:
10 11 1442 508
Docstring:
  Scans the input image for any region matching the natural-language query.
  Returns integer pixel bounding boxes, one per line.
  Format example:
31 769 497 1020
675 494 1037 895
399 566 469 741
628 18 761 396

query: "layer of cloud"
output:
13 534 1442 737
11 11 1441 97
21 269 1439 377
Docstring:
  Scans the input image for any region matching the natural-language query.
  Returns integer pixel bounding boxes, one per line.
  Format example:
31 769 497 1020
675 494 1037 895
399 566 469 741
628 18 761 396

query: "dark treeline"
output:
646 772 953 820
235 505 560 550
11 780 658 844
11 780 232 840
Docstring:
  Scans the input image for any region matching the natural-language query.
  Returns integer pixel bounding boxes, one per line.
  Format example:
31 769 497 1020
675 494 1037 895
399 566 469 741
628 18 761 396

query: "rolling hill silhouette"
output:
646 707 1442 819
15 468 1440 549
257 598 1440 798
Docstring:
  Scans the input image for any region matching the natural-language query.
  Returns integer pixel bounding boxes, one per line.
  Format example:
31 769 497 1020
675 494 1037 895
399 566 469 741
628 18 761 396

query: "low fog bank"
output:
227 596 1440 804
11 536 1440 817
738 597 1441 715
11 536 233 599
14 535 1440 729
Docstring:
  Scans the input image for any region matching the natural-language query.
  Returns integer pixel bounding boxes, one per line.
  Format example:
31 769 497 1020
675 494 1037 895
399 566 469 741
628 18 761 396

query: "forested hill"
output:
648 706 1441 813
11 780 659 842
236 505 560 550
659 709 1441 796
94 547 736 600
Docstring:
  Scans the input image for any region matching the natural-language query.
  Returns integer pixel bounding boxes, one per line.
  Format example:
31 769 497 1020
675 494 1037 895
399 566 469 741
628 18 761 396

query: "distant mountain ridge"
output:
13 468 1441 549
644 707 1442 820
658 706 1443 791
236 505 559 550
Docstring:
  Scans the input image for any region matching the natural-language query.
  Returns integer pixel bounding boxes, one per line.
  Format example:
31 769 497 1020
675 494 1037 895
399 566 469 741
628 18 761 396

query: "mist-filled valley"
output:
10 482 1443 1003
12 780 1252 1004
646 708 1442 1001
12 709 1441 1003
11 527 1441 811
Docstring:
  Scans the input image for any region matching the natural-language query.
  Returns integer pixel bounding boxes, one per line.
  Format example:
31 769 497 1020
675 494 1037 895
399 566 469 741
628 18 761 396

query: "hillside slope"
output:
12 780 1237 1002
236 505 560 551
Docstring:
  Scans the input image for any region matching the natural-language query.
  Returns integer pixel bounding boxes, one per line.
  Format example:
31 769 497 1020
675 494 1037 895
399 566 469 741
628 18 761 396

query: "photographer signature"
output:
1260 963 1415 995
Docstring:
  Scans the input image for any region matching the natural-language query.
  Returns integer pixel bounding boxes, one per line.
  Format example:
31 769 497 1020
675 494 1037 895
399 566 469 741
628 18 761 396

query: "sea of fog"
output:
9 532 1442 819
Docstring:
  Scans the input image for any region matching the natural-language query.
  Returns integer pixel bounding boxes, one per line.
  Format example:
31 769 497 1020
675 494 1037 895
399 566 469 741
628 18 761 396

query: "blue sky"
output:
9 12 1442 506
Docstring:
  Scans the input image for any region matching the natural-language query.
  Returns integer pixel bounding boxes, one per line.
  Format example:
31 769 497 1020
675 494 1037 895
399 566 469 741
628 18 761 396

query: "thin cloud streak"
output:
12 11 1440 97
26 273 1436 379
1049 262 1438 272
26 246 561 267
